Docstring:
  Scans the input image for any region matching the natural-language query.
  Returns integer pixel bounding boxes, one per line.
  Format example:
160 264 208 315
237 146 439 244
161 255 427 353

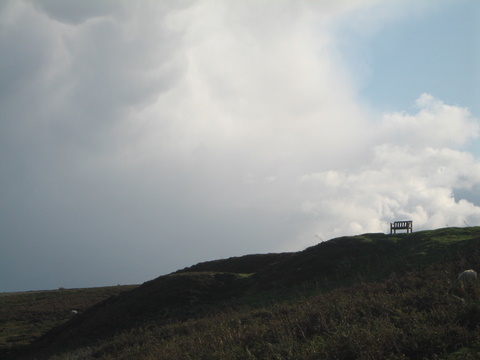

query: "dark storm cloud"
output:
28 0 117 24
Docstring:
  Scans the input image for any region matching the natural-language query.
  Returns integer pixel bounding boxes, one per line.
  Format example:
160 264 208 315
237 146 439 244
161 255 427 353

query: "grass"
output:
40 264 480 360
0 285 137 356
3 226 480 359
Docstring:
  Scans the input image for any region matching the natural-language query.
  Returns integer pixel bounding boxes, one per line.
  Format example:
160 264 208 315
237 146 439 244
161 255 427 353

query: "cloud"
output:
1 0 479 291
298 94 480 242
27 0 119 24
379 93 479 148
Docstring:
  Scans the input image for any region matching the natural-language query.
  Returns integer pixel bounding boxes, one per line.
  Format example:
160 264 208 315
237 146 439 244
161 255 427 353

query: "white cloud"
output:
379 93 479 148
298 94 480 243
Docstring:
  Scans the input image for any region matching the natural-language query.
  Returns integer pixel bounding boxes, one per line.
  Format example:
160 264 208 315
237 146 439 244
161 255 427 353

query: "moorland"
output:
2 226 480 359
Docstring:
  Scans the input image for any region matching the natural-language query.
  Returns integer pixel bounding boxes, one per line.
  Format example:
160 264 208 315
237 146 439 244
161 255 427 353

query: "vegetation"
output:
3 227 480 359
0 285 137 357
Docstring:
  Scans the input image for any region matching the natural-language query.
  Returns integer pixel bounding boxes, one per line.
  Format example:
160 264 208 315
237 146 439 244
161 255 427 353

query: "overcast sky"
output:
1 0 479 292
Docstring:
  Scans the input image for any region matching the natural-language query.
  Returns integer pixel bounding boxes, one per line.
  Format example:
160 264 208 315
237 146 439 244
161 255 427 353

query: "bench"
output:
390 220 413 234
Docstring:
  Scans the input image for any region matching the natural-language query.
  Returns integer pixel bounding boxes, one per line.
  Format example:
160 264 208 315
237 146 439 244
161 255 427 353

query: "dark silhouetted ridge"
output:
175 252 294 274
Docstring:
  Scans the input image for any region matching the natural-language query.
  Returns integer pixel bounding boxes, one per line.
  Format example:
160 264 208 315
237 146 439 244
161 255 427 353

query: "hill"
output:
5 227 480 359
0 285 137 358
175 252 294 275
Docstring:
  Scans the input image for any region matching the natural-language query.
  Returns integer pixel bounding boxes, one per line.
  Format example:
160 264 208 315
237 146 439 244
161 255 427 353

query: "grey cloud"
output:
27 0 119 24
454 187 480 208
0 2 55 99
2 1 190 153
65 15 184 108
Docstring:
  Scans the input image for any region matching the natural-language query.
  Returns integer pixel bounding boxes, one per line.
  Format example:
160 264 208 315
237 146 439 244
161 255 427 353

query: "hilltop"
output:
4 226 480 359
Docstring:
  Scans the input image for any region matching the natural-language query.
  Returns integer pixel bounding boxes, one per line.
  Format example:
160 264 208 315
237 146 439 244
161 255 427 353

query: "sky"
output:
1 0 479 292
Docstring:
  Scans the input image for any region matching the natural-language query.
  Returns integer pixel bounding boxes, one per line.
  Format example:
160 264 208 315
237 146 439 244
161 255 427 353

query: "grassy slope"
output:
253 227 480 289
174 227 480 292
5 227 480 359
174 252 294 275
0 286 137 356
25 272 248 356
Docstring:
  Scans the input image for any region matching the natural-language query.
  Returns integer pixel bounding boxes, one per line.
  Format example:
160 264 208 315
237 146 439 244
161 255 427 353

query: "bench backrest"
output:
390 220 413 234
391 221 412 228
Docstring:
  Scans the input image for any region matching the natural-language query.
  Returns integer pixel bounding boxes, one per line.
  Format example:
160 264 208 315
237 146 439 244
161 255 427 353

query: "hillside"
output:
5 226 480 359
175 227 480 290
0 286 137 358
175 252 294 275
